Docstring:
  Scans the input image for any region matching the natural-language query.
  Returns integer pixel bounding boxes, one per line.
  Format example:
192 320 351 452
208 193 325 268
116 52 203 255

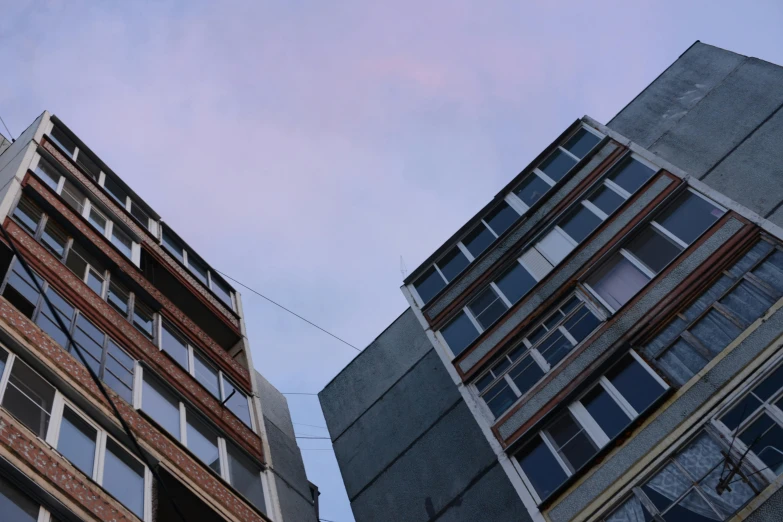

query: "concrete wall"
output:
320 309 529 522
0 135 10 155
0 112 44 221
255 372 318 522
609 42 783 228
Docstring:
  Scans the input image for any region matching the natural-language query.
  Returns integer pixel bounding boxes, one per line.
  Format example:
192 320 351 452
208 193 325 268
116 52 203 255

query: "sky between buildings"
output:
1 1 782 521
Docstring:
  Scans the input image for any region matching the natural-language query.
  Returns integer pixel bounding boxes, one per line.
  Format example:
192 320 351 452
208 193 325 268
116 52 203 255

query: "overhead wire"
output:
0 114 13 141
215 269 362 352
0 227 188 522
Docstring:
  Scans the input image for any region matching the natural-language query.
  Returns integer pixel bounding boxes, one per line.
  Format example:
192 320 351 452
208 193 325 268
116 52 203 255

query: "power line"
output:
293 422 328 430
0 114 13 141
215 269 362 352
0 227 188 522
295 436 331 440
300 448 335 452
282 392 319 396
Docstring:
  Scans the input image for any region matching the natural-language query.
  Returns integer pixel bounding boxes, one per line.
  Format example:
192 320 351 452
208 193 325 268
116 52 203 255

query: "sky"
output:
1 1 782 521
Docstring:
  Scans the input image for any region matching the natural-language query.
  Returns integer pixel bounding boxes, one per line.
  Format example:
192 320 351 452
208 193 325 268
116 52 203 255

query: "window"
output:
484 201 519 237
516 351 667 502
87 206 109 235
440 311 480 357
563 128 601 159
226 442 267 514
13 196 43 234
467 286 508 330
2 358 56 438
98 173 155 232
0 474 44 522
103 176 128 206
160 226 235 310
603 431 759 522
142 372 181 439
463 223 496 258
0 260 136 403
49 125 76 156
158 322 253 428
103 439 146 518
474 294 603 418
111 226 134 258
586 189 724 312
437 246 470 281
560 205 603 244
539 150 577 182
57 406 99 477
608 155 656 194
514 172 553 208
60 179 86 215
413 266 446 305
186 410 222 474
495 262 537 305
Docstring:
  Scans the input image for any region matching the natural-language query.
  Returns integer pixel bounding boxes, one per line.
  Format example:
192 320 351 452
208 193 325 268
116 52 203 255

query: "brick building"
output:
320 42 783 522
0 112 318 521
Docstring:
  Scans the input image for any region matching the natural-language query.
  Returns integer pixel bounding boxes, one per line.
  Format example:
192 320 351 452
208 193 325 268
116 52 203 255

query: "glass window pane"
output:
495 263 536 304
130 202 151 229
70 315 104 375
468 287 508 330
608 158 655 194
0 474 40 522
41 220 68 258
50 126 76 155
606 354 665 414
485 201 518 236
75 151 101 181
474 373 494 393
414 266 446 305
142 372 181 440
187 411 222 474
111 227 133 258
88 207 107 233
227 443 266 513
563 306 601 344
188 257 209 285
103 439 145 518
193 351 220 399
211 276 234 309
560 205 603 243
162 229 184 262
107 280 130 317
539 149 577 182
721 393 762 432
626 227 683 275
564 128 601 159
61 179 85 215
548 413 597 471
515 173 550 208
483 381 517 418
589 185 625 216
588 254 650 311
105 340 134 403
441 311 479 356
583 386 630 440
35 288 74 348
437 246 469 282
223 378 252 427
657 191 724 246
664 490 724 521
133 301 155 339
2 359 56 437
537 229 574 265
57 407 97 477
508 356 545 396
751 364 783 402
161 322 189 369
538 331 574 367
103 176 128 206
739 413 783 475
3 264 42 318
13 197 43 234
85 268 104 295
463 223 495 258
517 437 568 500
642 462 691 512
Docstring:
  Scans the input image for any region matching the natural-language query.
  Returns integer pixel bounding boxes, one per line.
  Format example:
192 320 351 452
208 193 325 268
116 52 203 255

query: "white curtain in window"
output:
591 256 649 310
605 496 647 522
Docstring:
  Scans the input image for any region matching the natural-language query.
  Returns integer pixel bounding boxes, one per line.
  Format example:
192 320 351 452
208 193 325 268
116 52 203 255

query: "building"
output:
319 41 783 522
0 112 318 521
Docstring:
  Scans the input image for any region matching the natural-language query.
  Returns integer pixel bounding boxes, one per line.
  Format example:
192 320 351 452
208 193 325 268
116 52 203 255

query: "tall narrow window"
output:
223 377 252 428
13 196 43 234
2 359 56 438
161 322 189 369
60 179 86 215
187 410 222 474
193 351 220 399
111 226 134 259
103 176 128 206
463 223 495 258
41 220 68 258
467 287 508 330
211 276 234 308
57 407 98 477
441 311 479 356
515 173 551 208
2 261 42 318
35 287 74 348
226 443 266 513
539 149 577 182
70 315 105 375
104 340 135 403
162 229 184 262
518 436 569 500
484 201 518 237
50 126 76 156
103 439 146 519
133 300 155 339
437 246 469 281
413 266 446 305
0 475 40 522
495 262 537 304
563 128 600 159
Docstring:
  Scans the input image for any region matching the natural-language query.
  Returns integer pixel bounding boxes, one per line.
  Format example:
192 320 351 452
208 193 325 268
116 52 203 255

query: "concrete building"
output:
320 41 783 522
0 112 318 521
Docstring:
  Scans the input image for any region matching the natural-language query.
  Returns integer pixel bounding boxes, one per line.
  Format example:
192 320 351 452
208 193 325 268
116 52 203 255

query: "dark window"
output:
111 227 134 259
515 173 550 208
133 300 155 339
626 227 683 274
563 128 600 159
438 246 469 281
188 257 209 285
538 331 575 367
57 407 98 477
142 372 181 440
107 280 130 317
13 196 43 234
589 185 625 216
161 322 189 369
227 443 266 513
560 205 603 243
35 158 62 191
583 386 630 440
483 381 518 417
468 287 508 330
2 262 42 318
60 179 86 214
41 220 68 258
50 126 76 155
563 306 601 343
548 412 598 472
162 229 184 262
463 223 495 258
194 351 220 399
587 254 650 311
441 312 479 356
485 201 518 237
36 288 74 349
187 410 222 474
75 150 101 180
608 157 655 194
211 276 234 308
130 202 151 228
508 356 545 397
104 340 134 403
606 354 665 414
0 475 40 522
495 263 536 304
103 176 128 206
414 266 446 305
518 437 568 500
2 359 55 438
657 191 724 245
539 149 577 182
103 439 145 518
70 315 105 375
223 377 252 427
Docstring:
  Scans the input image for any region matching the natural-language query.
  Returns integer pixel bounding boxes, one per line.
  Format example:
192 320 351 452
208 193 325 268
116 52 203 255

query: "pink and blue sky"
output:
1 1 782 520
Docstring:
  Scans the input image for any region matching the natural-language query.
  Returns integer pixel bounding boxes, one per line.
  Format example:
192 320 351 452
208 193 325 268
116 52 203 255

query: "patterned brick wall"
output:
0 295 267 522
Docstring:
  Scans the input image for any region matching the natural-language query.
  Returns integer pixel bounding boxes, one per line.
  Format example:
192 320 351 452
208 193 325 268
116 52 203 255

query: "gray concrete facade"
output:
320 309 529 522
